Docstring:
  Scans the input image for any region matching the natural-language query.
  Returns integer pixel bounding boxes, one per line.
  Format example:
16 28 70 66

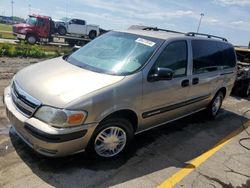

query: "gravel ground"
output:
0 57 47 117
0 57 47 135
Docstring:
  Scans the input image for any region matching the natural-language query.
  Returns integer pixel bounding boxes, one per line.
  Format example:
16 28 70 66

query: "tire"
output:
86 118 134 158
26 34 37 45
58 26 66 35
206 91 224 118
89 30 97 39
241 81 250 97
67 40 77 47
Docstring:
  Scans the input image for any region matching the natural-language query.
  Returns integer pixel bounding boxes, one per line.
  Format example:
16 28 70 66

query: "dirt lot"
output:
0 57 250 188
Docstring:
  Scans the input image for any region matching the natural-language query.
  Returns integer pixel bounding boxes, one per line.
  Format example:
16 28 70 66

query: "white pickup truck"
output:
54 18 100 39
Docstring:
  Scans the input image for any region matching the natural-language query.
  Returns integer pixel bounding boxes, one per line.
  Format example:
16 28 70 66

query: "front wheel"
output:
206 91 224 118
26 35 37 44
58 26 66 35
87 118 134 158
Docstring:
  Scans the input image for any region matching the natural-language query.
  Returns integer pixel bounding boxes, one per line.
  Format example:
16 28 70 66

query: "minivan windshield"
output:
67 31 163 75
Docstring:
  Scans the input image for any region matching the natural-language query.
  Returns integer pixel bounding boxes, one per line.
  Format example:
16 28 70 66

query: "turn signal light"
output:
67 113 85 125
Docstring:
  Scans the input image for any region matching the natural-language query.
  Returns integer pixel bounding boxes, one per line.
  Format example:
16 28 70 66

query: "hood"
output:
14 23 33 29
15 57 124 108
53 19 64 23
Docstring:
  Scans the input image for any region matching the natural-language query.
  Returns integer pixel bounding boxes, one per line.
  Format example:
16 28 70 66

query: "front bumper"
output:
4 86 98 157
13 33 26 40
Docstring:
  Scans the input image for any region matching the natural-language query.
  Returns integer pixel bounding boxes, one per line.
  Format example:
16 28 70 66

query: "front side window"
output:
37 19 45 27
192 40 220 74
153 41 188 77
67 31 163 75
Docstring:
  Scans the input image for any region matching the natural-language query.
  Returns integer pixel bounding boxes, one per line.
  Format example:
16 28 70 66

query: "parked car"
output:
55 18 99 39
4 28 236 158
232 47 250 96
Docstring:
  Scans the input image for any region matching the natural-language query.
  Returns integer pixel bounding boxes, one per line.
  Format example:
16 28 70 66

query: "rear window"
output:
76 19 85 25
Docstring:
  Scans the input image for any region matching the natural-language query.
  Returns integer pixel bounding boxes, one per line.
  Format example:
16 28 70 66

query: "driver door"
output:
141 40 190 130
37 18 48 38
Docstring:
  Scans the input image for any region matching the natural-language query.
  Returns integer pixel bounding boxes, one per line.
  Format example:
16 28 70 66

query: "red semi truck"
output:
13 15 91 46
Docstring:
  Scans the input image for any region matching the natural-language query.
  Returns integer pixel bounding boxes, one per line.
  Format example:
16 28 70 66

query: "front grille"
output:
11 81 41 117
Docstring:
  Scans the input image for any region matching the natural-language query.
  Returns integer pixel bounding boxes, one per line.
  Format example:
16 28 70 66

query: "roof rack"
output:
186 32 228 42
142 27 184 34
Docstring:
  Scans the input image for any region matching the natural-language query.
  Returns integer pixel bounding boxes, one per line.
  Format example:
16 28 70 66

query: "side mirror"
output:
148 67 174 82
69 21 72 24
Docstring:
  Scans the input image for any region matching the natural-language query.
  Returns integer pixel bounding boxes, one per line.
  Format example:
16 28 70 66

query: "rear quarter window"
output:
217 43 236 69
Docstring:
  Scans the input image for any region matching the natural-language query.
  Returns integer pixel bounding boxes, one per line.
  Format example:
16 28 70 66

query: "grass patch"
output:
0 23 14 39
0 42 72 58
0 31 15 39
0 23 12 32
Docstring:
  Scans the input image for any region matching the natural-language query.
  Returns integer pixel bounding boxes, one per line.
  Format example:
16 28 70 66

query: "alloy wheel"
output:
94 126 127 157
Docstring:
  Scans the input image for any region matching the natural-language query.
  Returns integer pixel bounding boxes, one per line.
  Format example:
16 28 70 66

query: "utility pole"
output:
29 4 31 15
66 0 68 19
11 0 14 23
197 13 204 33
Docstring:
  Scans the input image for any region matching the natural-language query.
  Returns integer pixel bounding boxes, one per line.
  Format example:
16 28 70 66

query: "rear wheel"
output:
89 30 97 39
87 118 134 158
26 34 37 45
206 91 224 118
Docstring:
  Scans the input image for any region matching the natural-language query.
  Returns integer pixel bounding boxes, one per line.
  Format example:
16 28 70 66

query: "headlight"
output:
34 106 87 128
19 29 27 34
243 68 250 71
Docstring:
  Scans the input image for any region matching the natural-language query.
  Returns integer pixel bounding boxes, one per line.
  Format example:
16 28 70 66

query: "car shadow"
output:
9 109 248 188
230 93 250 101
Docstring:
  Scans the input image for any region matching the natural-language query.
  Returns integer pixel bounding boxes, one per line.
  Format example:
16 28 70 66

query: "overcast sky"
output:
0 0 249 45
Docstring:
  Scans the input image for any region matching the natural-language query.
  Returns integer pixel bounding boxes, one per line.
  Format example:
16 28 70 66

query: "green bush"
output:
0 43 11 56
29 44 45 57
0 42 50 58
8 45 16 57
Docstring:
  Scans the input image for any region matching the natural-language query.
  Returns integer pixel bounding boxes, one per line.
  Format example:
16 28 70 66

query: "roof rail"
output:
142 27 184 34
186 32 228 42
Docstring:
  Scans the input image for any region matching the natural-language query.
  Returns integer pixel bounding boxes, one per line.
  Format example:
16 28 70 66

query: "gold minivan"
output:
4 28 237 158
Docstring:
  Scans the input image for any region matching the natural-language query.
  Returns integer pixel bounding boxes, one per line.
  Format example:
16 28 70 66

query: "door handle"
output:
192 78 199 85
181 79 189 87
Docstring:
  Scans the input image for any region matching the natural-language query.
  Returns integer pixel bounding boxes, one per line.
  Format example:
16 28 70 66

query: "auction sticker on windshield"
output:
135 38 155 47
